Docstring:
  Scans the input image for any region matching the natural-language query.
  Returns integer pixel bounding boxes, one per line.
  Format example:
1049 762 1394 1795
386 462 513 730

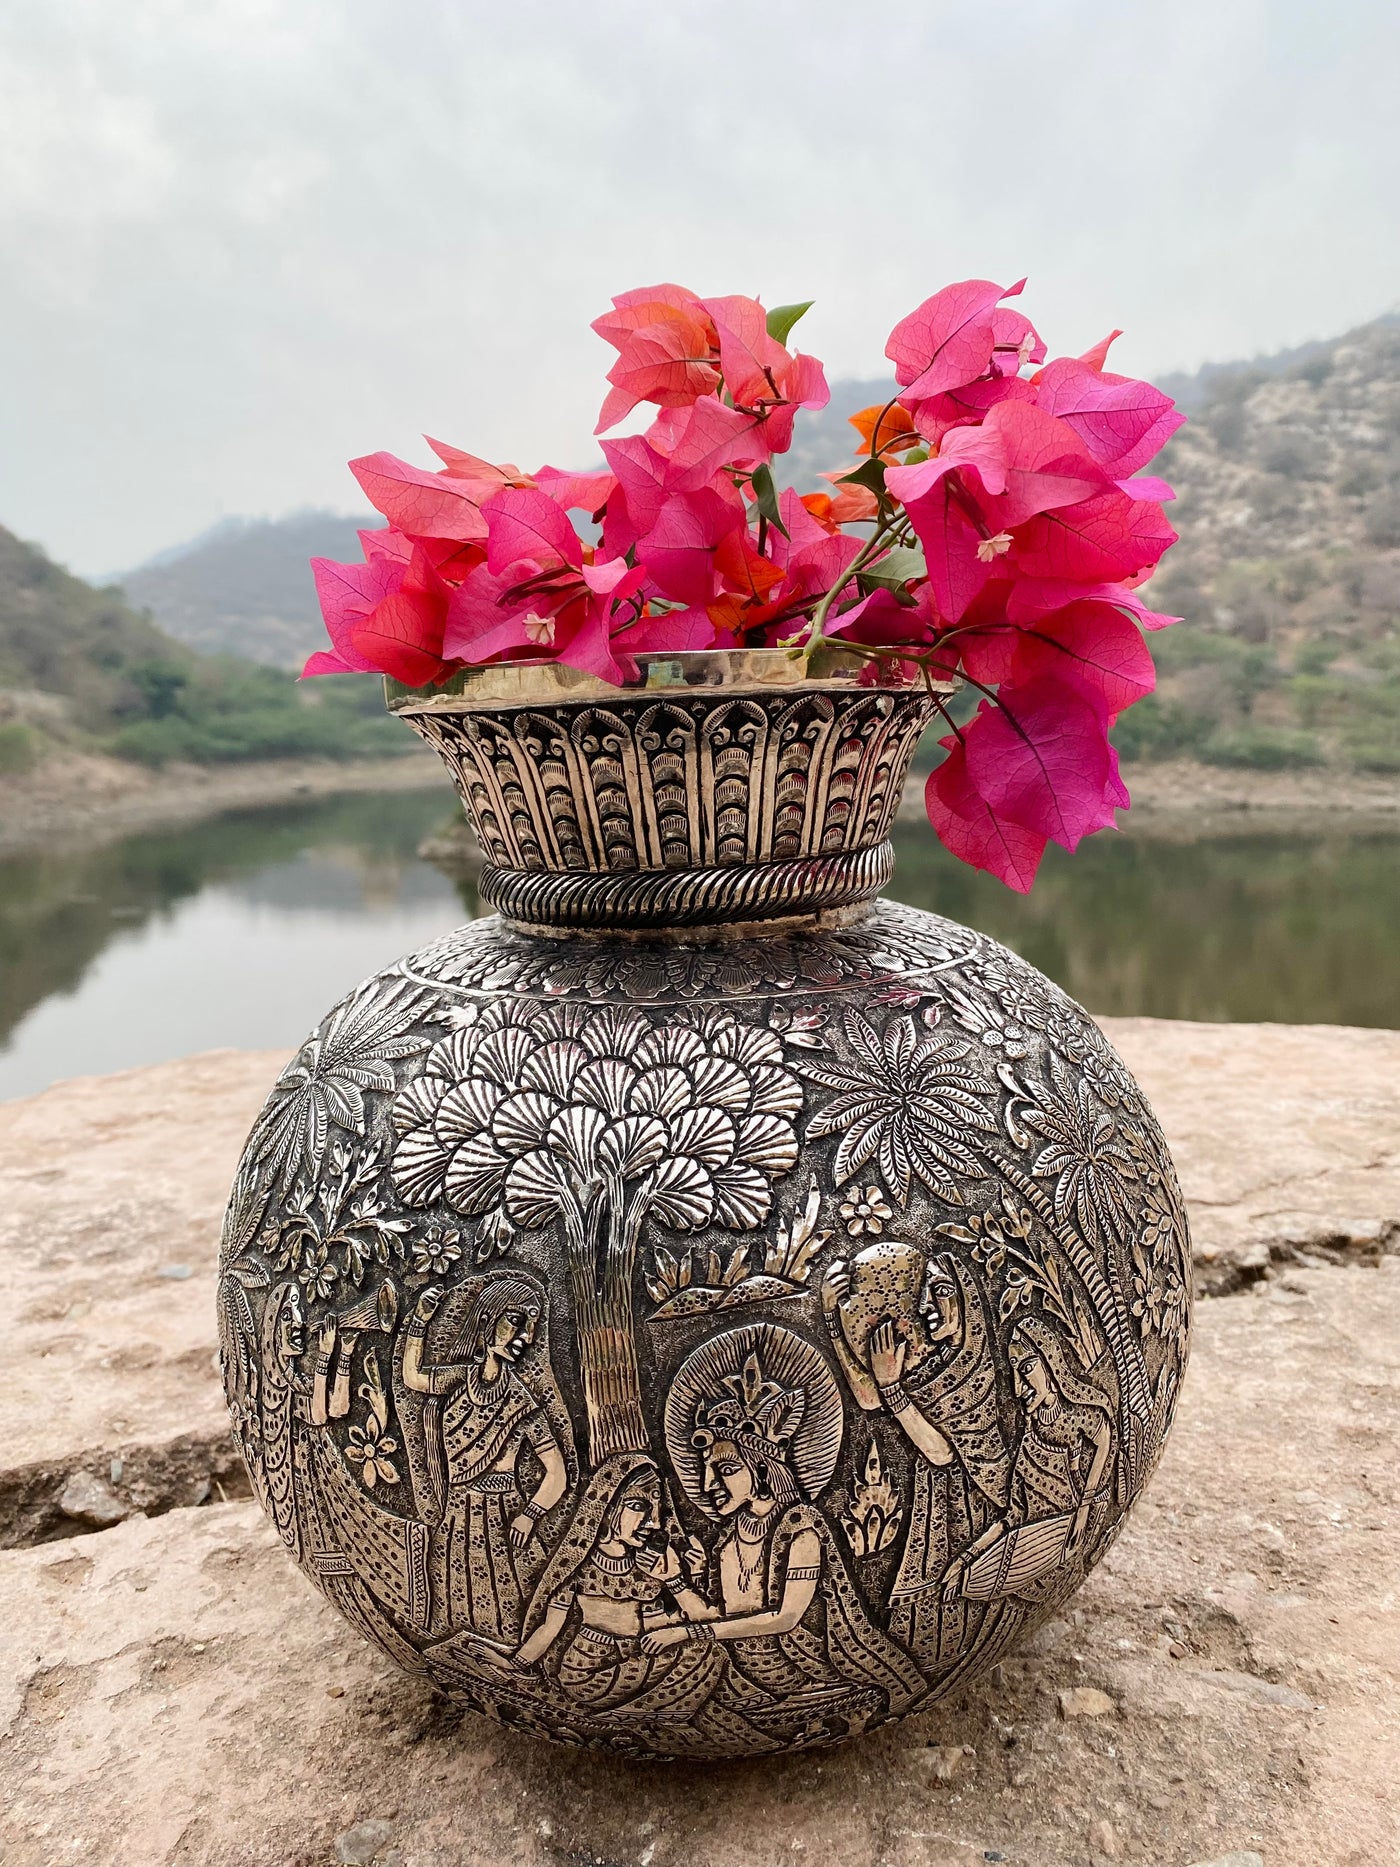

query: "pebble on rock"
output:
1058 1687 1117 1719
57 1472 128 1528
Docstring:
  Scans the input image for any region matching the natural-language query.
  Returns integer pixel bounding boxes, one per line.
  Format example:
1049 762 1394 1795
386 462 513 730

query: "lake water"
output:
2 786 1398 1102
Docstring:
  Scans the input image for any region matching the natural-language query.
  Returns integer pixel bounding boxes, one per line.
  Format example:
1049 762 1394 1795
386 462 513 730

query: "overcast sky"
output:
3 0 1398 578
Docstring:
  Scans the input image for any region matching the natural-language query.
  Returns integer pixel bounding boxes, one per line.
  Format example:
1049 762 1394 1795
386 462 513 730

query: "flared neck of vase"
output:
389 650 946 937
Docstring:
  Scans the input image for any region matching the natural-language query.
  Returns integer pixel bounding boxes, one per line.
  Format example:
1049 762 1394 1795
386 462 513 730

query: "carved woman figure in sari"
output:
491 1453 767 1751
649 1325 926 1742
821 1244 1010 1676
256 1281 430 1661
941 1315 1114 1607
401 1270 572 1643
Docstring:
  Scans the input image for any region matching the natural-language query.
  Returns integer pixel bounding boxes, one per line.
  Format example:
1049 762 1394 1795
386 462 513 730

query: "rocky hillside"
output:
117 511 369 670
1136 316 1400 769
0 526 405 773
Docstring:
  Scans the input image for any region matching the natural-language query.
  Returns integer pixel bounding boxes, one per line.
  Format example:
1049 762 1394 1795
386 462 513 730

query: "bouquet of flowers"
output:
306 277 1183 889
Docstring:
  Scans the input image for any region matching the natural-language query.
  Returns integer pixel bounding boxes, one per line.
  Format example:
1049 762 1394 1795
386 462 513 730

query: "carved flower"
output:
296 1242 337 1300
839 1187 892 1236
389 1000 801 1236
345 1415 400 1489
410 1225 462 1276
799 1008 996 1208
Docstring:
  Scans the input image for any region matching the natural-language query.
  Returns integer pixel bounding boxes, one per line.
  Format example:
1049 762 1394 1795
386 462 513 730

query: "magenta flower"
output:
303 272 1186 893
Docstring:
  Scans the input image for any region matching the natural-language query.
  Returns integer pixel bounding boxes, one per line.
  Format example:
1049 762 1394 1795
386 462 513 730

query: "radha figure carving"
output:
399 1269 573 1642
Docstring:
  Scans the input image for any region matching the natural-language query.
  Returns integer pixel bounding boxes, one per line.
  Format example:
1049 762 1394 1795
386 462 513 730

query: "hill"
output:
117 511 369 669
1123 314 1400 770
775 318 1400 772
107 313 1400 772
0 525 408 774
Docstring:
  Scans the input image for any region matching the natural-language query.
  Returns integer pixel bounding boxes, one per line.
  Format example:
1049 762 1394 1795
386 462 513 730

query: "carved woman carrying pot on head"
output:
822 1243 1010 1675
401 1269 573 1642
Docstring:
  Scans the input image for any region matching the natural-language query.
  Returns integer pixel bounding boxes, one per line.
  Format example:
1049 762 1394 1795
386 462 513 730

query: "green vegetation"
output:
108 664 407 766
0 524 407 769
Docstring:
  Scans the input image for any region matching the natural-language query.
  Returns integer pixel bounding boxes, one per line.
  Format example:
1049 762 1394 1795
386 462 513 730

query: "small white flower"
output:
523 612 556 646
976 531 1014 564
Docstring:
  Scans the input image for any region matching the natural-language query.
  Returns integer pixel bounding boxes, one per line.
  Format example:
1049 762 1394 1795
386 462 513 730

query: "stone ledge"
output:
2 1258 1396 1865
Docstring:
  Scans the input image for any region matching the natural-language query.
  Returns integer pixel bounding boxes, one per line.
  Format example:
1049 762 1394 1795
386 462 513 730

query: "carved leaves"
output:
1018 1053 1139 1246
389 1000 801 1242
253 979 430 1183
799 1007 996 1206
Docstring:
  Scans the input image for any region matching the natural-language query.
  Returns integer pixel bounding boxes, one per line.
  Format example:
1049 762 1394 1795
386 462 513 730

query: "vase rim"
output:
385 646 953 715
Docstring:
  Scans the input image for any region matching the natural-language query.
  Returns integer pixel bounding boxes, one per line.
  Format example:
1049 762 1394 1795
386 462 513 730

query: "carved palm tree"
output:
391 1002 800 1463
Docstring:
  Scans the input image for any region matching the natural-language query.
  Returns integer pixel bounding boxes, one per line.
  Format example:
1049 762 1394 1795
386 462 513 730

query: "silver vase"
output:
218 649 1190 1758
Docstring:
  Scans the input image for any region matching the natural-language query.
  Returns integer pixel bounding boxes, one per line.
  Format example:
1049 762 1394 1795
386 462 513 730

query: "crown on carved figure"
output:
692 1350 807 1455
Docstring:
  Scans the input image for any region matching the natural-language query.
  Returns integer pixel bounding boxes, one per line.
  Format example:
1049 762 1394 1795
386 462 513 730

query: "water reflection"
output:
0 792 461 1101
889 824 1400 1027
0 792 1396 1103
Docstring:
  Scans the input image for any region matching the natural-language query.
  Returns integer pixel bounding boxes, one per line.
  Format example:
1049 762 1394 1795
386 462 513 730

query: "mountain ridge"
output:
98 314 1400 772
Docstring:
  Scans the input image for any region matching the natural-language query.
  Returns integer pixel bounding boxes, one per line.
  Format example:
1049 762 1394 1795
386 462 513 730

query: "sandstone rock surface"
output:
0 1049 285 1543
3 1028 1399 1863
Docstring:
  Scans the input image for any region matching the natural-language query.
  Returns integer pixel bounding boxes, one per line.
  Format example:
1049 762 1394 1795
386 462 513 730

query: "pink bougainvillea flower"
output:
887 401 1114 624
533 465 617 514
304 553 406 675
825 581 940 653
988 305 1046 377
697 294 830 452
635 486 749 604
423 437 531 486
1008 488 1178 585
356 524 483 586
481 486 583 576
905 373 1033 448
305 543 456 687
956 599 1156 721
885 277 1027 405
592 283 720 432
960 677 1123 852
1004 576 1180 633
1075 330 1123 372
1033 358 1185 476
600 426 749 602
925 735 1049 893
888 467 993 625
894 401 1110 528
648 395 774 480
1012 602 1157 718
349 446 528 544
759 489 865 617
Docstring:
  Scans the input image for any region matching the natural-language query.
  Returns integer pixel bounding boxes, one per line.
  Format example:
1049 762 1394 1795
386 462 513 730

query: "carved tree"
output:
391 1003 800 1464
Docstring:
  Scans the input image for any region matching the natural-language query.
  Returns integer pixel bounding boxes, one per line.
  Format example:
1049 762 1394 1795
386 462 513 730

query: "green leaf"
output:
750 462 789 539
832 457 888 498
902 445 931 465
856 546 926 591
766 301 814 346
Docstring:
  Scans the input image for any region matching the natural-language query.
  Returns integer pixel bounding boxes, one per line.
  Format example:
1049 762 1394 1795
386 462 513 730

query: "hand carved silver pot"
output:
218 649 1190 1758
